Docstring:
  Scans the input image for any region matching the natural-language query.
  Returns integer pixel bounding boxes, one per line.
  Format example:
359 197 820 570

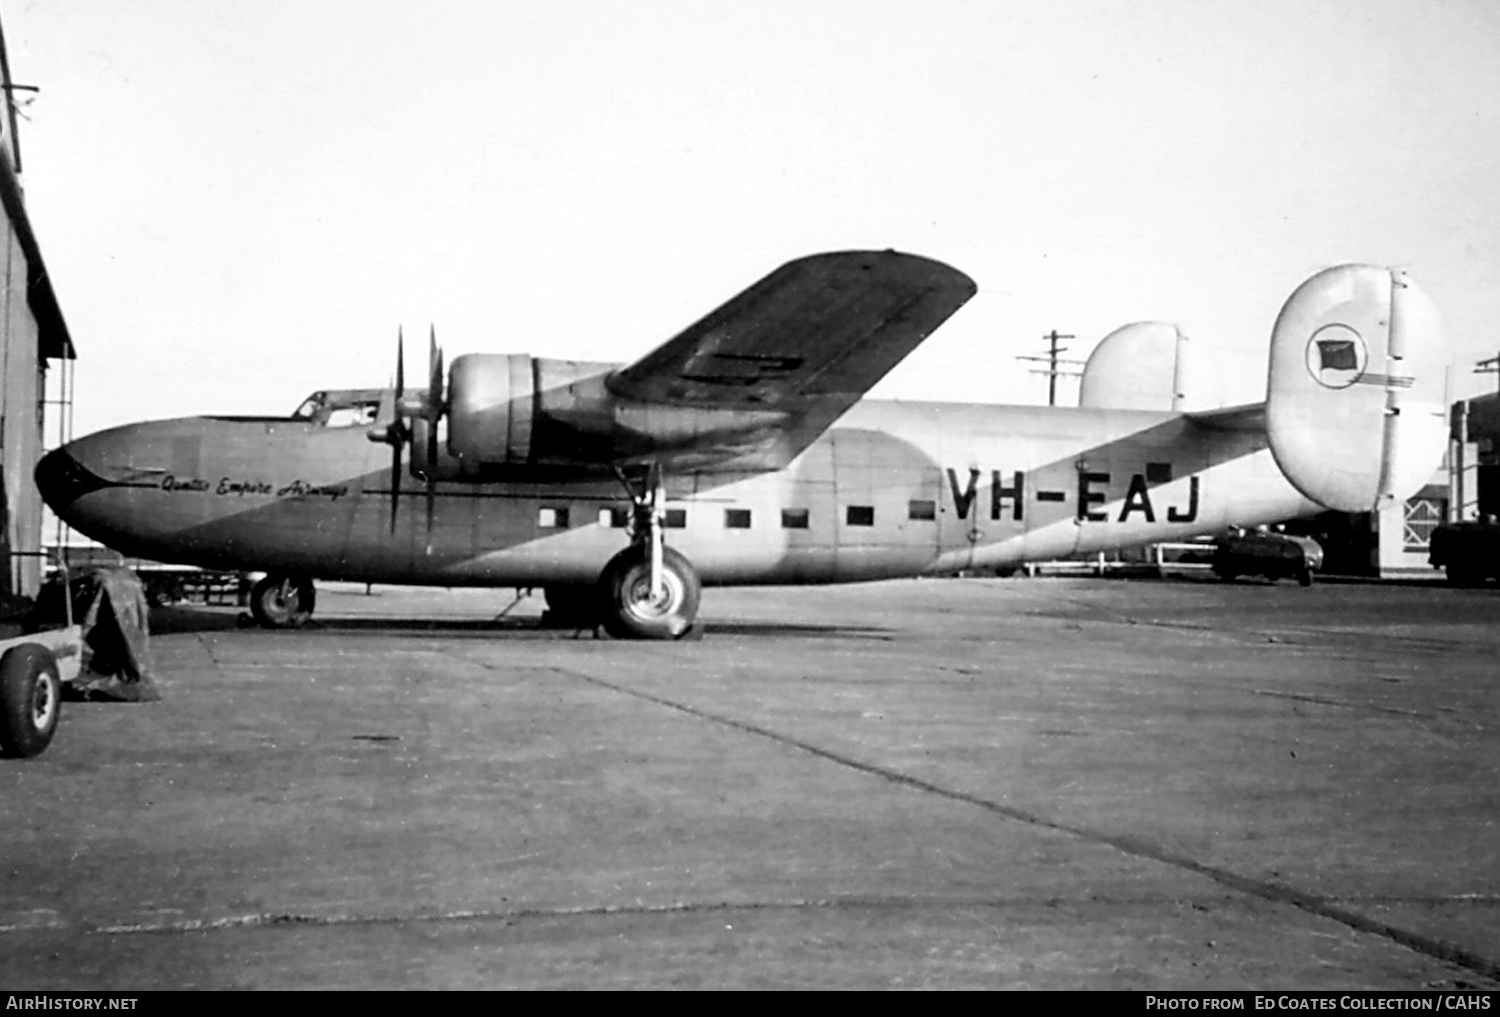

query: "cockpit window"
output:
291 393 327 420
290 390 385 427
323 404 381 428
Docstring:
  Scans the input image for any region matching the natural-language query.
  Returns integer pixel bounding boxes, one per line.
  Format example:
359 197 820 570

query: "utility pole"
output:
1017 330 1082 406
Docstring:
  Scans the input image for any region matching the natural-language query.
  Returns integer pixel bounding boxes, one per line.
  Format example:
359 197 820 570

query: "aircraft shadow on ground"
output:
148 606 245 635
681 620 895 639
147 605 892 640
305 617 896 640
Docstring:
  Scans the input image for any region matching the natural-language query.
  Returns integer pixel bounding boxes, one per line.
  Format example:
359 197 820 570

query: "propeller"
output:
423 325 444 535
367 326 445 538
365 329 410 534
388 330 408 535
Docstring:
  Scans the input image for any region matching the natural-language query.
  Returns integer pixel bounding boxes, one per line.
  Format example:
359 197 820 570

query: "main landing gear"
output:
249 574 316 629
594 463 701 640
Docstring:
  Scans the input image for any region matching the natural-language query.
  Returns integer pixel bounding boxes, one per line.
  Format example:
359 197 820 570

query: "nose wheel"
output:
602 463 701 639
249 574 317 629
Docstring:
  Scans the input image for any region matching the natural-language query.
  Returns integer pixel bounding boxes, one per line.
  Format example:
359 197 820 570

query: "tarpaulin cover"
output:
34 567 159 703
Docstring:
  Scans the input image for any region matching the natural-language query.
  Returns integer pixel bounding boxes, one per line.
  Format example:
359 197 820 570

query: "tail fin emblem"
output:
1304 324 1367 389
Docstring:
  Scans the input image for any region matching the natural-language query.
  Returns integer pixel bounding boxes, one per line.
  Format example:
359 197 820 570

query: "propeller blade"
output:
390 440 403 535
424 437 437 536
424 454 438 534
428 324 442 409
390 328 407 535
395 327 405 404
424 325 442 537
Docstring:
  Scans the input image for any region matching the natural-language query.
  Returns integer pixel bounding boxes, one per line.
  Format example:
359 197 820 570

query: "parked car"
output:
1212 529 1324 586
1427 518 1500 586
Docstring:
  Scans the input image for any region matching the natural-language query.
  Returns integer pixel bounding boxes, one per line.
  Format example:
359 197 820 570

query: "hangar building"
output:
0 17 75 605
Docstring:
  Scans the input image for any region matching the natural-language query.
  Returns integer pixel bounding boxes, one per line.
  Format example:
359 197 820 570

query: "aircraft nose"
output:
34 443 115 515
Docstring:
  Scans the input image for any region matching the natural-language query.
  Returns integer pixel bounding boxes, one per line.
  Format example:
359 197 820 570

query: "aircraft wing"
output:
604 250 976 470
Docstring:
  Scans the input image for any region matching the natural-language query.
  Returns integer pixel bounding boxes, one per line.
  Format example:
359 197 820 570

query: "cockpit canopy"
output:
290 389 387 428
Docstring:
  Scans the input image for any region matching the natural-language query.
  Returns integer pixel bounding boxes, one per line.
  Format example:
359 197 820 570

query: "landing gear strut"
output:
250 574 316 629
601 463 701 639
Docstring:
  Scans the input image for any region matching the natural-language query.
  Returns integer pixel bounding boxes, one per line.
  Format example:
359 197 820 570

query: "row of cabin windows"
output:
535 500 942 530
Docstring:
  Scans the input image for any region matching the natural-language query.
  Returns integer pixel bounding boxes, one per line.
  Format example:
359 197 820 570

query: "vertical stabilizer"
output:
1265 265 1448 512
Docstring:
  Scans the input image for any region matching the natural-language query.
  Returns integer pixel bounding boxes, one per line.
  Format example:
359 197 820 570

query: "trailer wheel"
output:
0 644 62 759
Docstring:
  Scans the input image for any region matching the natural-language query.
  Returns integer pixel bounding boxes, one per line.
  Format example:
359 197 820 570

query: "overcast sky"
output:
9 0 1500 438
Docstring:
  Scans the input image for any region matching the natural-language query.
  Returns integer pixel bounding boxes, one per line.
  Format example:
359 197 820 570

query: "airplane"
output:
35 250 1449 639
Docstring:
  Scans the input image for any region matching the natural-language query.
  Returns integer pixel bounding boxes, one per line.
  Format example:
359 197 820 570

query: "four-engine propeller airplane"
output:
36 251 1449 639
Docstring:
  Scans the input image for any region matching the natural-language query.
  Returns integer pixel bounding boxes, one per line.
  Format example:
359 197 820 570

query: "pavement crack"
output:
67 892 1236 938
518 658 1500 987
1251 689 1433 718
1331 894 1500 905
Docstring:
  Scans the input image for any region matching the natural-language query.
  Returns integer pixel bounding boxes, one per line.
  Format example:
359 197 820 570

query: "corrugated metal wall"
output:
0 211 41 599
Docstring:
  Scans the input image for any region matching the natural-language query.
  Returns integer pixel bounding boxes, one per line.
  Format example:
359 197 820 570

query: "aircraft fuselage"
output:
39 398 1315 587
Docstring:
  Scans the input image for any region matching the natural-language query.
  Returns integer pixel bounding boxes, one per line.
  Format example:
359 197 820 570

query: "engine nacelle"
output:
443 354 619 471
1266 265 1448 512
446 354 537 465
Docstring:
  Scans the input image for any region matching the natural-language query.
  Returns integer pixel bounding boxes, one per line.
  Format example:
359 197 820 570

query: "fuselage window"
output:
598 506 629 528
724 508 752 529
781 508 810 529
846 505 875 527
664 508 687 529
908 499 936 521
538 506 570 529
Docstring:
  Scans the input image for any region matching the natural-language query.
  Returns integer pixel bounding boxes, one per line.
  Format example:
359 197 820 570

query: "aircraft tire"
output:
250 575 316 629
598 546 701 640
1297 568 1313 587
0 644 62 759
